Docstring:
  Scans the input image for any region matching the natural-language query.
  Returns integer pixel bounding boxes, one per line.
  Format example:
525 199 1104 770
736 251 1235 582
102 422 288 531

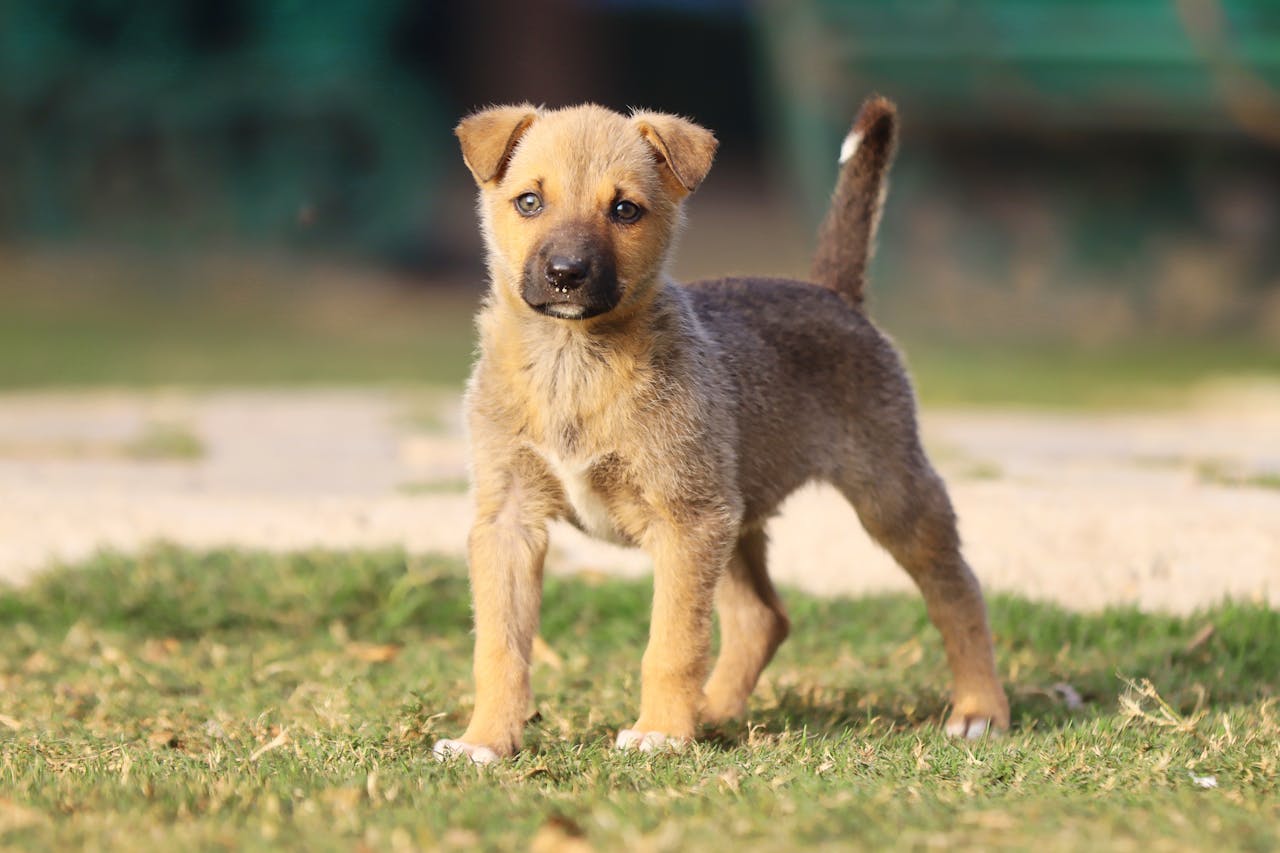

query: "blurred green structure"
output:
758 0 1280 213
753 0 1280 342
0 1 448 254
4 0 1278 330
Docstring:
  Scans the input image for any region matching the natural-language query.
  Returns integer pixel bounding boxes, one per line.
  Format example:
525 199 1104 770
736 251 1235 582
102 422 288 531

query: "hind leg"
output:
702 528 791 724
838 452 1009 737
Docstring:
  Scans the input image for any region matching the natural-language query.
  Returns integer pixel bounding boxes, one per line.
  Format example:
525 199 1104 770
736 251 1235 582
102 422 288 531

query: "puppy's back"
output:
683 277 919 522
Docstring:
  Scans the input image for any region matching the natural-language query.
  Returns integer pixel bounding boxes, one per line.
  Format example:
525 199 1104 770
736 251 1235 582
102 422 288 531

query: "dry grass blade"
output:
248 729 290 762
532 635 564 670
0 798 47 834
1184 623 1215 654
346 643 401 663
530 815 594 853
1118 678 1206 733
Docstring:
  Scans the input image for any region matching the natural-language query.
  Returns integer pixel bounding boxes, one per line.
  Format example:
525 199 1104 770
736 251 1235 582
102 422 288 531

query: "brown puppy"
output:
434 98 1009 764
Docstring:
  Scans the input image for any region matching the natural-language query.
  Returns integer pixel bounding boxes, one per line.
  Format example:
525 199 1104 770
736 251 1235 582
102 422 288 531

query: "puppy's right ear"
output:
632 111 718 195
455 105 538 185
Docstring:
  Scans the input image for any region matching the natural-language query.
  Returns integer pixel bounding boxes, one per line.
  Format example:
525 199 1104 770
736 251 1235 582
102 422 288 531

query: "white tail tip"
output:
838 131 862 165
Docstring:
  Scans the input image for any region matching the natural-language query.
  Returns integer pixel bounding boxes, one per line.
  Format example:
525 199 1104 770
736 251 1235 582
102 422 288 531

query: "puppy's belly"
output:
540 451 631 546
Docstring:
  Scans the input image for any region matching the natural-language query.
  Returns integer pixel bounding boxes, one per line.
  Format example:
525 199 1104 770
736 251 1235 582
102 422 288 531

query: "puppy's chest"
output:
535 441 638 547
506 345 655 546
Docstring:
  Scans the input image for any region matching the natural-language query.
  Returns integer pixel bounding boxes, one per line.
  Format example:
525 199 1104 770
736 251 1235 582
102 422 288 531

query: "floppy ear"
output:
455 104 538 185
632 111 718 194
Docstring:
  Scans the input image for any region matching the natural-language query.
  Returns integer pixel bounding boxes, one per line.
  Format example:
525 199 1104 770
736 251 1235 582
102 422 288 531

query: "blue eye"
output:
515 192 543 216
611 200 642 223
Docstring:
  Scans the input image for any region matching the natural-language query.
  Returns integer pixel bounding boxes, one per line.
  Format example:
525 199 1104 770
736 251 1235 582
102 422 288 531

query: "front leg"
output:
617 513 736 752
434 463 553 764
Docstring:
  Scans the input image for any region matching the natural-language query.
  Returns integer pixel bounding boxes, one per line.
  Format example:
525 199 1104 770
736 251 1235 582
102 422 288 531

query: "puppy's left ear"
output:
632 111 718 195
455 104 538 185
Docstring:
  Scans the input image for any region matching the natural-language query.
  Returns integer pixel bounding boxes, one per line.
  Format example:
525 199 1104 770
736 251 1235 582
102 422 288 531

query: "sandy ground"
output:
0 386 1277 613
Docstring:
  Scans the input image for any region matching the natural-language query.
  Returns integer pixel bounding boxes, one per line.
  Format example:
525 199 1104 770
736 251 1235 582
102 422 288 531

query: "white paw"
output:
945 716 993 739
432 738 500 765
615 729 685 753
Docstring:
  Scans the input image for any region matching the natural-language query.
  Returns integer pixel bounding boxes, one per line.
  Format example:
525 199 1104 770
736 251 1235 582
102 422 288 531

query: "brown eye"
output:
514 192 542 216
611 200 642 224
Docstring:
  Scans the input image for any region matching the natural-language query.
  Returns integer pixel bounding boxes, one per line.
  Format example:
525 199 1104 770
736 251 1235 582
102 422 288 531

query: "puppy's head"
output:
456 104 717 320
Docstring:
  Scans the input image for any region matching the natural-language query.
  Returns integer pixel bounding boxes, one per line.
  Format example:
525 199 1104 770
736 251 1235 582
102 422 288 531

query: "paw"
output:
945 688 1010 739
944 714 997 740
700 691 747 726
432 738 501 765
614 729 687 753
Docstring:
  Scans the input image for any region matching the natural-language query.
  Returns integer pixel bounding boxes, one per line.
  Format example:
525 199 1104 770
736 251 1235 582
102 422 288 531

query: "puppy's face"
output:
457 104 717 320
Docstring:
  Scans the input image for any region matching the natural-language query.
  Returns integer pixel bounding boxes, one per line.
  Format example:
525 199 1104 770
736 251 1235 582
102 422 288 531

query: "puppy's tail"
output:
811 96 899 308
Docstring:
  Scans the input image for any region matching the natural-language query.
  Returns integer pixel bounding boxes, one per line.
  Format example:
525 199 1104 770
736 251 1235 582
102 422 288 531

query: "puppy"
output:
434 97 1009 763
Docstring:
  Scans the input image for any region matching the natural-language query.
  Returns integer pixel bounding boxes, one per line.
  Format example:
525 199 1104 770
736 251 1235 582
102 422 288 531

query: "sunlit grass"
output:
900 337 1280 409
122 422 205 460
0 421 204 461
1 547 1277 850
0 253 479 389
396 478 470 495
3 251 1278 407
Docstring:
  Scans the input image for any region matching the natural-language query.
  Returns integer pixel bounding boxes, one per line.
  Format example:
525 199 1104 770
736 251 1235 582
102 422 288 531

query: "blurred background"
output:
2 0 1279 401
2 0 1279 606
4 10 1280 844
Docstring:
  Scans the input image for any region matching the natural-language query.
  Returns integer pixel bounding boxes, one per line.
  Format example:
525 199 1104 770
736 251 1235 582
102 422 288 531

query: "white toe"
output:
615 730 688 752
945 718 992 739
432 739 499 764
615 729 669 752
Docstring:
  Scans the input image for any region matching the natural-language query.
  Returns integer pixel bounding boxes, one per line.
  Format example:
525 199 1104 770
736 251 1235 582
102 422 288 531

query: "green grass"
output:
1 549 1277 850
122 423 206 461
4 254 1279 407
0 421 205 462
901 337 1280 409
0 300 477 389
0 256 478 389
396 478 471 495
1132 456 1280 492
1194 460 1280 492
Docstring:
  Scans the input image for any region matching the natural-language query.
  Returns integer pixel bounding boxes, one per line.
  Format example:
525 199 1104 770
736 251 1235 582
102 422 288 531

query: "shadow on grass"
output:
720 592 1280 742
2 547 1276 745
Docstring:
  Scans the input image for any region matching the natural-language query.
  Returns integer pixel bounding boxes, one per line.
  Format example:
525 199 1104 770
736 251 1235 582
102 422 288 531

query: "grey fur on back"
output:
682 276 920 525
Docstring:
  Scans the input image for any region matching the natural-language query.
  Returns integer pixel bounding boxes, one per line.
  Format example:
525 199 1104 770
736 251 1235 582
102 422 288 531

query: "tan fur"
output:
434 100 1009 763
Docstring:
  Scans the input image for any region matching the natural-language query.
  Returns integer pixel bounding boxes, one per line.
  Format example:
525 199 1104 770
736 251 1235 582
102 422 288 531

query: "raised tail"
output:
811 96 899 307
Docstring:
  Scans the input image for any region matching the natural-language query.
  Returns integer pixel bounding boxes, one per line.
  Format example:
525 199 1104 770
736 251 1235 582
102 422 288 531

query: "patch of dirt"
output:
1 386 1276 612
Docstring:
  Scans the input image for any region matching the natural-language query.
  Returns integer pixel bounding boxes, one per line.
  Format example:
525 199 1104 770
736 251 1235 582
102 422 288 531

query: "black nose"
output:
544 255 589 291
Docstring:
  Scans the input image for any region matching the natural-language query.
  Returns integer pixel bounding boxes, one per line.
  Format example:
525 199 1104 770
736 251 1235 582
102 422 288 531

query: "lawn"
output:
0 254 480 389
4 252 1280 407
1 548 1276 850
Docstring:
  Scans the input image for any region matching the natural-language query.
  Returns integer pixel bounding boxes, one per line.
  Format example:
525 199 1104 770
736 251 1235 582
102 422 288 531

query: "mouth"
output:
539 302 588 319
522 273 620 320
531 300 614 320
